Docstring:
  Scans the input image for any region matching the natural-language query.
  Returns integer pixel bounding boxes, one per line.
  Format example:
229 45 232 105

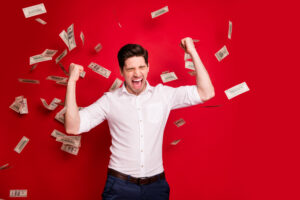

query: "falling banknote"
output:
109 78 123 92
185 61 195 70
170 139 181 145
56 135 81 147
40 98 61 110
215 45 229 62
88 62 111 78
55 49 68 64
174 118 186 127
18 78 40 84
94 43 102 53
9 96 28 114
225 82 249 100
61 144 79 155
228 21 232 39
35 18 47 25
22 3 46 18
160 72 178 83
80 32 85 46
14 136 29 154
10 190 27 197
151 6 169 18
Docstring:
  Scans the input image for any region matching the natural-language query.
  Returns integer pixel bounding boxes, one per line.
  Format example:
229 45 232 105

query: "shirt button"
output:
141 149 143 152
141 135 143 138
139 120 142 122
141 165 144 168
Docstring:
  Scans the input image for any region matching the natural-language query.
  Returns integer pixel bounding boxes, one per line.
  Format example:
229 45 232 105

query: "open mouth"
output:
132 78 143 89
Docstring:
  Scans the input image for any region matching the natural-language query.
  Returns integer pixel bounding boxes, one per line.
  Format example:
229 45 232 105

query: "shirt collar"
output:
121 80 153 95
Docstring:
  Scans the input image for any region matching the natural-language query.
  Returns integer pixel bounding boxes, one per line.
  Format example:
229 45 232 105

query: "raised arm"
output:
180 37 215 102
65 63 84 135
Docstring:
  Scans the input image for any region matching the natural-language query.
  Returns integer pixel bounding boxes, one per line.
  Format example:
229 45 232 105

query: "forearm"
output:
190 50 215 101
65 81 80 134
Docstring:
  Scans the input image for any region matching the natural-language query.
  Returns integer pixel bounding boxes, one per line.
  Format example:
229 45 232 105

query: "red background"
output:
1 0 300 199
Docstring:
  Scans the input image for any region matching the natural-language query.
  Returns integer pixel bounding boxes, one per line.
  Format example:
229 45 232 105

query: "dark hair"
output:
117 44 148 71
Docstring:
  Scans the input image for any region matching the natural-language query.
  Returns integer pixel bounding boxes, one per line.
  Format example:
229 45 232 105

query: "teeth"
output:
133 78 142 82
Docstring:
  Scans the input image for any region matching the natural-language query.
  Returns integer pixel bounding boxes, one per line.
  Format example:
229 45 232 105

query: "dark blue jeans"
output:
102 174 170 200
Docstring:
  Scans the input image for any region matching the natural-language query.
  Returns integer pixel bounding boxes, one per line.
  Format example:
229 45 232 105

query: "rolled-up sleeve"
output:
163 85 203 110
78 94 109 134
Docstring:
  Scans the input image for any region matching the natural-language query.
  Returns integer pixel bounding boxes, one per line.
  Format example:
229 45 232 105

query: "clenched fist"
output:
69 63 84 83
180 37 196 55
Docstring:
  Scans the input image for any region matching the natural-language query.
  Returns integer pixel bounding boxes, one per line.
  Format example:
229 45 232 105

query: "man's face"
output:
121 56 149 95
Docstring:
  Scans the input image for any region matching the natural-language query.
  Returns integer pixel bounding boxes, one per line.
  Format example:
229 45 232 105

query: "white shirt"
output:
78 82 203 177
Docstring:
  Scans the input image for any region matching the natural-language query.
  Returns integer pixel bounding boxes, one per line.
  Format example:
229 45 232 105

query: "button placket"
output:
136 96 145 175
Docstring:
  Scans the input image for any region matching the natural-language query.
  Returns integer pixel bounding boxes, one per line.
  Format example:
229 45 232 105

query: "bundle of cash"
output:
174 118 186 127
51 129 80 155
14 136 29 154
94 43 102 53
35 18 47 25
109 78 122 92
41 98 61 110
10 189 27 197
59 24 76 51
22 3 46 18
88 62 111 78
215 45 229 62
228 21 232 39
185 60 195 70
80 71 86 78
170 139 181 145
225 82 249 100
9 96 28 114
151 6 169 18
160 71 178 83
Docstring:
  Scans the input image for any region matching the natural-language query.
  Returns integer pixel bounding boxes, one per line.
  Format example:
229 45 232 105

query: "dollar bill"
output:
184 53 191 60
56 135 81 147
10 96 28 114
192 39 200 43
185 61 195 70
55 49 68 64
0 163 10 170
94 43 102 53
30 64 38 71
56 80 67 86
35 18 47 25
174 118 186 127
61 144 79 155
30 54 52 65
41 98 61 110
22 3 46 18
225 82 249 100
14 136 29 154
67 24 76 51
160 72 178 83
109 78 122 92
55 107 66 124
80 32 85 46
170 139 181 145
59 30 70 49
46 75 68 82
9 190 27 197
215 45 229 62
58 62 69 76
151 6 169 18
41 49 58 57
188 70 196 76
228 21 232 39
88 62 111 78
80 71 86 78
18 78 40 84
51 129 66 138
19 98 28 114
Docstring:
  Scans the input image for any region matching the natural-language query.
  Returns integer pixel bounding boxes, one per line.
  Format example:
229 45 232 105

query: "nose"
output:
134 69 141 77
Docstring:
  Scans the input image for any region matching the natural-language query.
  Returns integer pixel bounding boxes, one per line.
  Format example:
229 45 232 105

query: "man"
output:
65 37 214 200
